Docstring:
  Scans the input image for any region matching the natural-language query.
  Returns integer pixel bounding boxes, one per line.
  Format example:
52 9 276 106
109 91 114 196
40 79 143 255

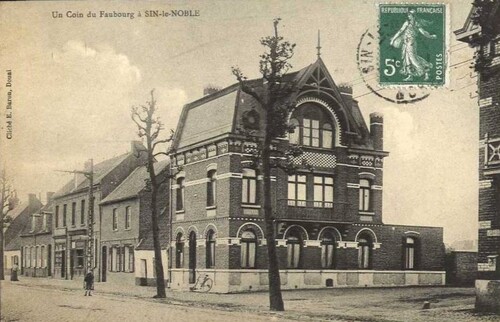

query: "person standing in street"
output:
10 263 19 281
84 270 94 296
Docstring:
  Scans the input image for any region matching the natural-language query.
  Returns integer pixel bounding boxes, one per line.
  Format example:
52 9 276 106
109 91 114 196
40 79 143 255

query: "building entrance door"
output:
189 231 196 284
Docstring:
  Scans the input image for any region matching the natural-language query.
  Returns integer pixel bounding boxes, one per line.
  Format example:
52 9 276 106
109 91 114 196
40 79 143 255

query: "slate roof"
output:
54 151 135 198
173 58 372 151
100 160 169 205
4 198 43 251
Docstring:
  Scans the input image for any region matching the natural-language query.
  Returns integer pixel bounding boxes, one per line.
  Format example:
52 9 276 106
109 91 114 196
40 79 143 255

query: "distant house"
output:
19 192 55 277
99 160 170 286
52 141 148 281
3 194 43 275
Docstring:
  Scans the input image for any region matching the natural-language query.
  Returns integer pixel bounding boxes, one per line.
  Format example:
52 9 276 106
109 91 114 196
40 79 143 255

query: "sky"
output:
0 0 477 245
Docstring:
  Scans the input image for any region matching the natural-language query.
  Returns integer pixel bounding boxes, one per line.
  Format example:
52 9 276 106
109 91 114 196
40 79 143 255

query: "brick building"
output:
19 192 54 277
99 160 169 286
168 57 446 292
52 141 148 281
455 2 500 280
3 194 42 276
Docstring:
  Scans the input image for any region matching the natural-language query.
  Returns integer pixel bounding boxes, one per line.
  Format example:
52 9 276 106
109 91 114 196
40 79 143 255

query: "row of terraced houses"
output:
4 56 447 292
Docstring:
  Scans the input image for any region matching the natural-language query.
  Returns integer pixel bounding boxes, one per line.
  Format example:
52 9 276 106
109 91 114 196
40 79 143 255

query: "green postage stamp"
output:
379 4 447 87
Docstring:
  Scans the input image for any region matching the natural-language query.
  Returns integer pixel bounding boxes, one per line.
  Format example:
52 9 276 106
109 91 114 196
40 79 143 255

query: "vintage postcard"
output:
0 0 498 321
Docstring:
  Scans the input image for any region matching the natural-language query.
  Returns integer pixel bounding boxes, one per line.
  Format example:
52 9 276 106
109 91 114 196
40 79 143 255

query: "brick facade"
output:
168 58 445 292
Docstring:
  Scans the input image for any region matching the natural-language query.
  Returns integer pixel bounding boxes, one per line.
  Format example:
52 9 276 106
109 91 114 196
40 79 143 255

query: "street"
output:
0 282 282 322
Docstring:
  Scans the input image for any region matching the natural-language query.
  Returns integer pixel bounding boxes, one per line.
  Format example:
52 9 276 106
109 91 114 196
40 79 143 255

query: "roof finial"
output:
316 30 322 58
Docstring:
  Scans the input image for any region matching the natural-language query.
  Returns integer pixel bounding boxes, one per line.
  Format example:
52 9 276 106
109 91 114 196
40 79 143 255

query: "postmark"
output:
379 3 447 87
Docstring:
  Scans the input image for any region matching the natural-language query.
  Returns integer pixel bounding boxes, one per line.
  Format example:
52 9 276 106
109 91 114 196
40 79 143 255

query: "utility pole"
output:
56 159 94 275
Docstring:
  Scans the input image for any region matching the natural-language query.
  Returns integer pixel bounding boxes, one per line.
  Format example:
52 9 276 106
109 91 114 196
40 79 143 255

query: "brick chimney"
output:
28 193 38 206
46 192 55 203
370 112 383 151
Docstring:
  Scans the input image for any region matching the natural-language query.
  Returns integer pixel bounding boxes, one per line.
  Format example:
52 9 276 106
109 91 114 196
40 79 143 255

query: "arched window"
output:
207 170 216 207
358 234 372 269
240 230 257 268
289 103 335 148
404 237 417 270
242 169 257 204
176 177 185 211
359 179 372 211
175 233 184 268
287 230 303 268
206 230 216 268
321 231 336 268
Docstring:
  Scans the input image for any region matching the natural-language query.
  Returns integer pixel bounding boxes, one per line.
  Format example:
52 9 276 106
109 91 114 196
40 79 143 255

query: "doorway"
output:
101 246 107 282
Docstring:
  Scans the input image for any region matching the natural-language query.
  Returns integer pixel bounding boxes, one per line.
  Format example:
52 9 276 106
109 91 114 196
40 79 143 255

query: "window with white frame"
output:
242 169 257 204
240 230 257 268
112 209 118 231
288 104 334 148
207 170 216 207
125 206 131 230
358 234 372 269
359 179 372 211
404 237 417 270
313 176 334 208
176 177 185 211
288 174 307 206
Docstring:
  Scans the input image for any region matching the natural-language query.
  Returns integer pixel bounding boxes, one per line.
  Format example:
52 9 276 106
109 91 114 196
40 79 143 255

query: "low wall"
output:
170 269 446 293
476 280 500 313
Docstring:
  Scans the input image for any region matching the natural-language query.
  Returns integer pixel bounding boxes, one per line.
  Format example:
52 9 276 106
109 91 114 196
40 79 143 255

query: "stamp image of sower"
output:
379 4 447 87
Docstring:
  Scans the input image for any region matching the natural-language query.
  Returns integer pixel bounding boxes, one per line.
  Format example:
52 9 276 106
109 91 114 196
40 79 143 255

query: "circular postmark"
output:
356 28 431 104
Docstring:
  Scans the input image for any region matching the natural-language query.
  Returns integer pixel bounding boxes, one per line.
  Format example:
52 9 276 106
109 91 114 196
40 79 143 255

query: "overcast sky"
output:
0 0 477 244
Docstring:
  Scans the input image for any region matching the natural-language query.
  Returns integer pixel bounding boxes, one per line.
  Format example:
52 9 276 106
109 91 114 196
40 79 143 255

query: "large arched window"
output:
321 231 336 268
207 170 216 207
176 177 185 211
175 232 184 268
240 230 257 268
358 234 373 269
404 237 418 270
287 230 303 268
289 103 335 148
206 230 216 268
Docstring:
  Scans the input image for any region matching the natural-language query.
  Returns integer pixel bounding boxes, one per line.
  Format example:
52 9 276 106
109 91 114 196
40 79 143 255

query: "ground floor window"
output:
321 232 336 268
175 233 184 268
109 245 135 273
287 229 303 268
404 237 417 269
358 235 372 269
240 230 257 268
206 230 216 268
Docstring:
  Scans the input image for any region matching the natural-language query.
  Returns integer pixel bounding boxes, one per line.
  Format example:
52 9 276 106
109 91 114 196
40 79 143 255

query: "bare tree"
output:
231 18 300 312
131 90 173 298
0 168 15 280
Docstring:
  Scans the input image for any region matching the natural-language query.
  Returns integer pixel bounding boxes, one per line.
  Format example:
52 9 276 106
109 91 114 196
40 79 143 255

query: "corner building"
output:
169 58 445 292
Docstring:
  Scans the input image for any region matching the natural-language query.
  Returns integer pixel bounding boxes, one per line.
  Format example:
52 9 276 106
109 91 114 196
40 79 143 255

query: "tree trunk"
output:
148 151 166 298
262 128 284 311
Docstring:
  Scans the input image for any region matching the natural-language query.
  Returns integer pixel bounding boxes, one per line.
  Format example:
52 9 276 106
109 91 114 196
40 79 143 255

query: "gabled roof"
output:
100 160 169 205
4 198 43 251
455 1 500 42
173 58 371 151
54 143 146 198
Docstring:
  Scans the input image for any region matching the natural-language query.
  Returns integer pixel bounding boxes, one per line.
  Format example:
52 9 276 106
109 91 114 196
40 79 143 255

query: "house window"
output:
31 215 36 232
71 202 76 226
321 232 336 268
242 169 257 204
240 230 257 268
175 233 184 268
76 249 84 268
55 205 59 228
206 230 216 268
80 199 85 226
63 204 67 227
112 209 118 231
42 214 47 231
31 246 36 268
404 237 417 270
288 174 307 206
123 246 134 272
128 247 135 273
40 245 45 267
359 179 372 211
287 230 303 268
289 104 334 148
314 176 334 208
358 235 372 269
176 177 185 211
207 170 216 207
125 206 131 230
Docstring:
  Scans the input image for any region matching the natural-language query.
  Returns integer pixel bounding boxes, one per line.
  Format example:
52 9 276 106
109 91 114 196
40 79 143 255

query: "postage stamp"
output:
378 4 447 87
